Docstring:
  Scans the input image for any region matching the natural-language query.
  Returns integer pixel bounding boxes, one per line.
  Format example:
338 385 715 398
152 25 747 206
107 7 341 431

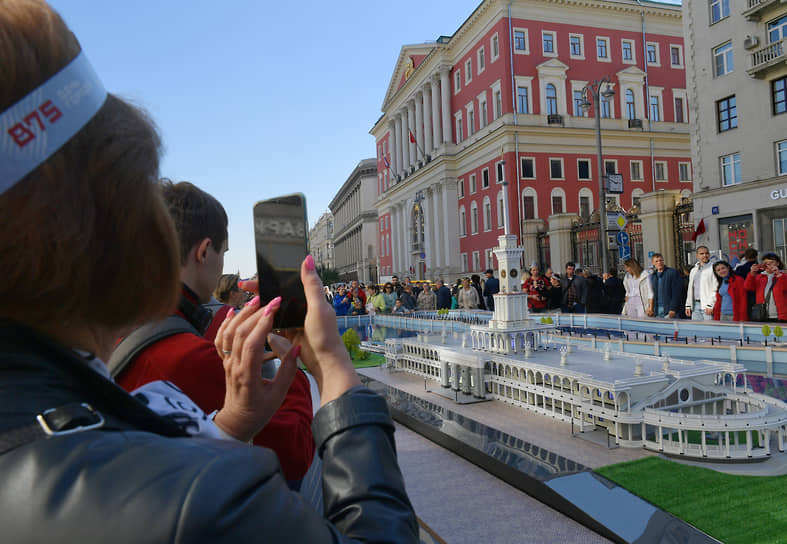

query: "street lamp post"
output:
581 77 615 275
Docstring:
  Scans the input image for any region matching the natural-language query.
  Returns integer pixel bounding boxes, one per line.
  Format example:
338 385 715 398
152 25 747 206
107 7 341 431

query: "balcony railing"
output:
748 38 786 77
743 0 781 21
547 114 564 126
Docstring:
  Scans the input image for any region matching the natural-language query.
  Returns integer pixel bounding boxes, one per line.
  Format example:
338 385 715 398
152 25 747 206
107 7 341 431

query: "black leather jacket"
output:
0 321 418 543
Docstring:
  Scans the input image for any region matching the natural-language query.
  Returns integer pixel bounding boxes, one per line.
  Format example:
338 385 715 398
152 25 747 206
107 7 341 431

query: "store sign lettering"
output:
771 189 787 200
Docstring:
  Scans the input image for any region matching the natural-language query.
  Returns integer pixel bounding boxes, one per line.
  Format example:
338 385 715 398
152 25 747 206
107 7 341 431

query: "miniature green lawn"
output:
351 351 385 369
595 457 787 544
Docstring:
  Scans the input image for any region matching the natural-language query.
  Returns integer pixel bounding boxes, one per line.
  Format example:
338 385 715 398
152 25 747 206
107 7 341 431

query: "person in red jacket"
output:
115 181 315 487
744 252 787 322
711 261 748 321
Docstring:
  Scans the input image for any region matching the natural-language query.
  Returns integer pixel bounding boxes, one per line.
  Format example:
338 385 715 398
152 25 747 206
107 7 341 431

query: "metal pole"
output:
594 83 609 275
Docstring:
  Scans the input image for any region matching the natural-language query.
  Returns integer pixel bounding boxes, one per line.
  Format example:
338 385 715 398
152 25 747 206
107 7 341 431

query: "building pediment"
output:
382 43 441 111
535 58 570 76
616 65 646 83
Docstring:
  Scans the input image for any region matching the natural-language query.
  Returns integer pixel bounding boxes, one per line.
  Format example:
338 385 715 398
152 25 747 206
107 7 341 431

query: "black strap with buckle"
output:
0 402 105 455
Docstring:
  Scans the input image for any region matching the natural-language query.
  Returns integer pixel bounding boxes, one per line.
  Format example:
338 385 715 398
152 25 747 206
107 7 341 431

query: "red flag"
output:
409 130 416 144
691 218 706 241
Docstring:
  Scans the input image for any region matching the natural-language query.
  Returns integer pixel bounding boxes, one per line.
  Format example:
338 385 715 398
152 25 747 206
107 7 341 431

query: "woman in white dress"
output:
622 258 653 318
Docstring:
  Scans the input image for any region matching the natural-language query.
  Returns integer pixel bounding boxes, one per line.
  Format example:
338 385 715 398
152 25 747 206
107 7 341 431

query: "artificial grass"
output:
351 352 385 369
595 457 787 544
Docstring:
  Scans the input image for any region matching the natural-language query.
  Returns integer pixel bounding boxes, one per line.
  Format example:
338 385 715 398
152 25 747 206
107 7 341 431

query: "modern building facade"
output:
682 0 787 260
329 159 379 284
309 211 334 271
370 0 693 279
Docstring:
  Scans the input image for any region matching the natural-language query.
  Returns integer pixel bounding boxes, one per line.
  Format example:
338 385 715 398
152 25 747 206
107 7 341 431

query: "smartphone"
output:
254 193 309 330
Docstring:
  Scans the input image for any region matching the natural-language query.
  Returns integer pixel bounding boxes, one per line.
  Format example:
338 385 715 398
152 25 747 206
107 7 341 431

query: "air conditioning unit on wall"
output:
743 35 760 50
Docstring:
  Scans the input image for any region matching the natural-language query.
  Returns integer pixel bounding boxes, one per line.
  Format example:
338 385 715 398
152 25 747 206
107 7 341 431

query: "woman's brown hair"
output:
623 258 643 277
0 0 180 334
214 274 241 304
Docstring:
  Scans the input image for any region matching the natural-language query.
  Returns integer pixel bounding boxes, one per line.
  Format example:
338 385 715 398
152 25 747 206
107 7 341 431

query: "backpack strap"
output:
107 315 199 379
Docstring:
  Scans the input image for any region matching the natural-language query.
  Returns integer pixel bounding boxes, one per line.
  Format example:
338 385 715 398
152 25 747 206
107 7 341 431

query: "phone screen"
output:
254 194 309 330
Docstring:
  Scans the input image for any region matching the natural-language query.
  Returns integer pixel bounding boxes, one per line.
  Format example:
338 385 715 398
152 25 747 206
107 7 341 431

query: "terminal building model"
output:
384 233 787 461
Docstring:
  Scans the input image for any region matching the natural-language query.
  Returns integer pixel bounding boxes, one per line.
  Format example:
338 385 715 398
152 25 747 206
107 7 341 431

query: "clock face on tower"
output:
510 268 518 278
501 270 506 278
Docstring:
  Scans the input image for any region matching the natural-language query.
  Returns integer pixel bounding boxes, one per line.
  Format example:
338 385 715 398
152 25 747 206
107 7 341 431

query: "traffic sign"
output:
616 231 630 246
607 212 626 230
618 245 632 259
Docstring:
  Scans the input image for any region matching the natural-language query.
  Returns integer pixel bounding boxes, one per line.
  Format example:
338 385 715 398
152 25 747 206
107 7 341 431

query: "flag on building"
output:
691 218 706 241
409 130 416 144
383 155 391 169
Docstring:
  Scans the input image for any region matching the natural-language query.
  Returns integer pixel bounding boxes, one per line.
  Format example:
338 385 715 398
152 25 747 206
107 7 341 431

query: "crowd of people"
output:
347 246 786 324
328 271 501 316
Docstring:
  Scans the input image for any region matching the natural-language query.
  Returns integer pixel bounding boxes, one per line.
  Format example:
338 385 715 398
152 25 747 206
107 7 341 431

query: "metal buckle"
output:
36 403 105 436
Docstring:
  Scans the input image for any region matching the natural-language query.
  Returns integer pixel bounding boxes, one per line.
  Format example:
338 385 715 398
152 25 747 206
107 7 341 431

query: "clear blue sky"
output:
49 0 679 276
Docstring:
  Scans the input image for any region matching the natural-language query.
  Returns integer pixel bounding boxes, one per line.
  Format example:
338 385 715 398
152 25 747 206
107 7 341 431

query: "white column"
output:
423 83 433 155
395 114 404 176
431 74 442 151
424 187 433 271
441 181 450 269
440 67 452 144
414 92 424 163
391 204 399 274
401 199 409 274
400 111 409 173
407 101 416 167
431 183 441 269
387 120 397 178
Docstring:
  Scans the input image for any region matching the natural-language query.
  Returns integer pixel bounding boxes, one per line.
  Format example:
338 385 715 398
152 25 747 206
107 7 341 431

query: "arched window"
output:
522 187 538 219
578 188 594 219
546 84 558 115
626 89 636 119
550 188 565 215
496 190 505 228
631 188 645 209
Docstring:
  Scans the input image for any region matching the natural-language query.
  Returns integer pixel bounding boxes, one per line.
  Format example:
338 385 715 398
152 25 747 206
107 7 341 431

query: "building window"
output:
573 90 585 117
479 95 488 127
455 114 463 143
467 105 475 136
514 29 527 51
773 76 786 115
721 152 741 186
768 15 787 44
597 37 610 60
601 99 611 118
478 47 485 73
654 161 667 182
605 160 617 175
494 89 502 119
521 157 535 178
580 196 591 219
577 159 591 180
710 0 729 24
622 39 635 62
550 158 564 179
552 195 564 214
472 251 480 272
675 97 685 123
491 34 500 60
459 207 466 236
679 162 692 182
517 86 529 113
482 168 490 188
713 42 733 76
483 198 492 231
626 89 636 119
455 70 461 93
670 45 683 67
471 203 479 234
630 160 643 181
546 84 558 115
646 43 659 65
497 193 505 227
717 95 737 132
458 179 464 197
461 253 468 272
570 34 583 57
778 141 787 176
523 196 535 219
496 162 504 183
470 174 477 194
465 59 472 84
542 31 556 55
649 95 661 121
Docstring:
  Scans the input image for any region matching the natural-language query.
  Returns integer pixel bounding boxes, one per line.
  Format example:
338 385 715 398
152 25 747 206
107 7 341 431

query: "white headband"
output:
0 51 107 195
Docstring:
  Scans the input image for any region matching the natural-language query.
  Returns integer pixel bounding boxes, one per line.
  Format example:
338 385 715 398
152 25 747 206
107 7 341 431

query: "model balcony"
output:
747 38 786 78
743 0 783 21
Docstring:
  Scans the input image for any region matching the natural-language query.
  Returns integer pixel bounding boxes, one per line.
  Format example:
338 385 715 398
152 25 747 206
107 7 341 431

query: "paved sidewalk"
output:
394 421 611 544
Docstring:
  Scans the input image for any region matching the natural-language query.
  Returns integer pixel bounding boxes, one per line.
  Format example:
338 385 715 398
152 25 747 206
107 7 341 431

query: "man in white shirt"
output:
685 246 716 320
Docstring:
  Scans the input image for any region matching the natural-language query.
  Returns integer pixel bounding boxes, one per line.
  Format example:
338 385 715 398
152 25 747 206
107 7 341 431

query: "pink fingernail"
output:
225 308 235 321
245 295 260 307
263 296 282 316
304 254 315 271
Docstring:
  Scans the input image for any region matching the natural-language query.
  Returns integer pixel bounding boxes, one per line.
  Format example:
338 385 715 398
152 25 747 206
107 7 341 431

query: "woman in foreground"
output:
0 1 417 542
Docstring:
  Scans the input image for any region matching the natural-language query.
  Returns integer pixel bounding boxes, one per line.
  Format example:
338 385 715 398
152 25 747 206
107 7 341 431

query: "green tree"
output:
316 265 340 286
762 324 772 338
